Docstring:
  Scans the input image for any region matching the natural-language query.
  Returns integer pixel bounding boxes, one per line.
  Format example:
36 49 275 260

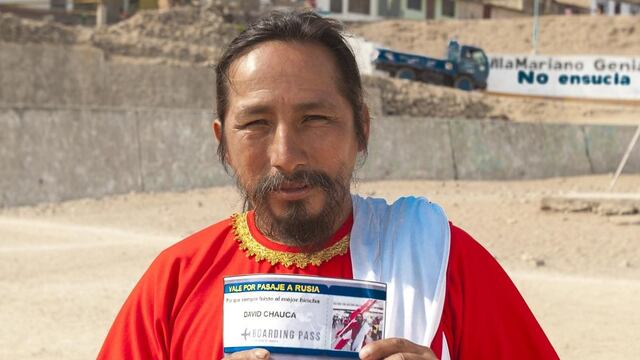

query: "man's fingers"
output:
384 353 438 360
359 338 435 360
223 348 270 360
359 338 423 360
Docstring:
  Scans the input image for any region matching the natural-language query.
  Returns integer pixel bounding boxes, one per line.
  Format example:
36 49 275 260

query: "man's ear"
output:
213 119 232 167
360 105 371 152
213 119 223 143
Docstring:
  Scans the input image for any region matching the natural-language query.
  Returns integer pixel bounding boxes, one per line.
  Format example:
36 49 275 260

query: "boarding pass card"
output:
223 274 387 359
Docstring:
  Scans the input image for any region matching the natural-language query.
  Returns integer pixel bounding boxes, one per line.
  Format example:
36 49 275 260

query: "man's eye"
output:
303 115 330 123
242 119 269 128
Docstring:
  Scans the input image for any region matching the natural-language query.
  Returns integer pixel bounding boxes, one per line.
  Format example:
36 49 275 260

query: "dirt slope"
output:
349 15 640 57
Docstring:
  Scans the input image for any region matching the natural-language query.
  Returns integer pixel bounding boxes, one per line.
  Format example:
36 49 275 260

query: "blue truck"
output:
373 40 489 91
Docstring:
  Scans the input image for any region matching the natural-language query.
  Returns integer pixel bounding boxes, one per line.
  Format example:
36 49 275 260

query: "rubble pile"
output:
363 76 500 119
0 4 242 65
0 12 87 45
91 4 241 65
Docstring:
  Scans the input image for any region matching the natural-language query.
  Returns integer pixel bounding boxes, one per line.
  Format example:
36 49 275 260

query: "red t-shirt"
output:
98 211 558 359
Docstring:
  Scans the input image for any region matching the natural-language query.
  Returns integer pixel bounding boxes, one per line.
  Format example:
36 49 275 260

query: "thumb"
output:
252 349 270 359
224 348 270 360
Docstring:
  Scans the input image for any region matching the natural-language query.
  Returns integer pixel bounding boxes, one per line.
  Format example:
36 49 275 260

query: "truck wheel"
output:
395 68 416 80
454 75 474 91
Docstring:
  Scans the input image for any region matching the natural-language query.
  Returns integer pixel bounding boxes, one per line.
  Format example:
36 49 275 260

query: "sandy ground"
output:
1 175 639 359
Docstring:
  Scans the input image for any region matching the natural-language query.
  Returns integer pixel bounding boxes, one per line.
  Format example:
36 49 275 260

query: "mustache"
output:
253 169 334 199
240 167 351 250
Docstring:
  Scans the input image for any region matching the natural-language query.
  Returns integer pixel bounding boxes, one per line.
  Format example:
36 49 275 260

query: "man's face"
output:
215 41 367 249
356 314 364 323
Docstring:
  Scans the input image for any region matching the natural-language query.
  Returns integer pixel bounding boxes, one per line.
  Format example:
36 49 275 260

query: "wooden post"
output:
608 123 640 191
96 0 107 28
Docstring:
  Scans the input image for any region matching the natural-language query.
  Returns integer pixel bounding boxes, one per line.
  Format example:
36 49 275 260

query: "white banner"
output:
347 35 382 76
224 274 386 359
487 54 640 100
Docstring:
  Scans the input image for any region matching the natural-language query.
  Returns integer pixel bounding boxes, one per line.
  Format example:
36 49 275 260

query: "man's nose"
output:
269 124 307 174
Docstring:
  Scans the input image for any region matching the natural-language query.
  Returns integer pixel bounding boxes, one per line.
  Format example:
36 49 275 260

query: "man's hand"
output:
222 348 270 360
359 338 438 360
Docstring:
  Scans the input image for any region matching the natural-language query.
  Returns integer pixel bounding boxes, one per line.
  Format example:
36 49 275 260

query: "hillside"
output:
2 9 639 124
349 15 640 57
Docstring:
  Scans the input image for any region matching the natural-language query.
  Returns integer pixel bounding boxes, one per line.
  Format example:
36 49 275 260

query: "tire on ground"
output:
453 75 474 91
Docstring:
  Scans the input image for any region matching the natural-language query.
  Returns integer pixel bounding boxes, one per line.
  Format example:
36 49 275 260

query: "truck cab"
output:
447 41 489 90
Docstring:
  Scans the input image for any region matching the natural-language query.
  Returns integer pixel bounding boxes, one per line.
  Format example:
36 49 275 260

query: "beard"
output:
237 168 351 252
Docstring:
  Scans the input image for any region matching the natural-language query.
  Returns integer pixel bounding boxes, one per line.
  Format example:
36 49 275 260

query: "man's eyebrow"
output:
236 104 272 118
294 100 335 112
237 100 336 117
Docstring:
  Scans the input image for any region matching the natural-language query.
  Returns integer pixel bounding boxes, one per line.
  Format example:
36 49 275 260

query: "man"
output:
98 11 559 360
335 313 366 351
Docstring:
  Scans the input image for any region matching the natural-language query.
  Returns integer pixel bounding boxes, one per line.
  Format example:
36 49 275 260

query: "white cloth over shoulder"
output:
350 195 451 346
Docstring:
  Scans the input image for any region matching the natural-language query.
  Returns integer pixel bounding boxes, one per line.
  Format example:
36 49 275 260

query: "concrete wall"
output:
2 42 639 207
360 117 639 181
0 107 227 206
584 125 640 174
0 42 215 110
361 116 456 180
2 107 639 207
448 120 593 179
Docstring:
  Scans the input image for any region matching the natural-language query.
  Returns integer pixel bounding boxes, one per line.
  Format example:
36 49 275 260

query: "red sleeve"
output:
445 224 559 360
97 250 178 360
97 219 234 360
